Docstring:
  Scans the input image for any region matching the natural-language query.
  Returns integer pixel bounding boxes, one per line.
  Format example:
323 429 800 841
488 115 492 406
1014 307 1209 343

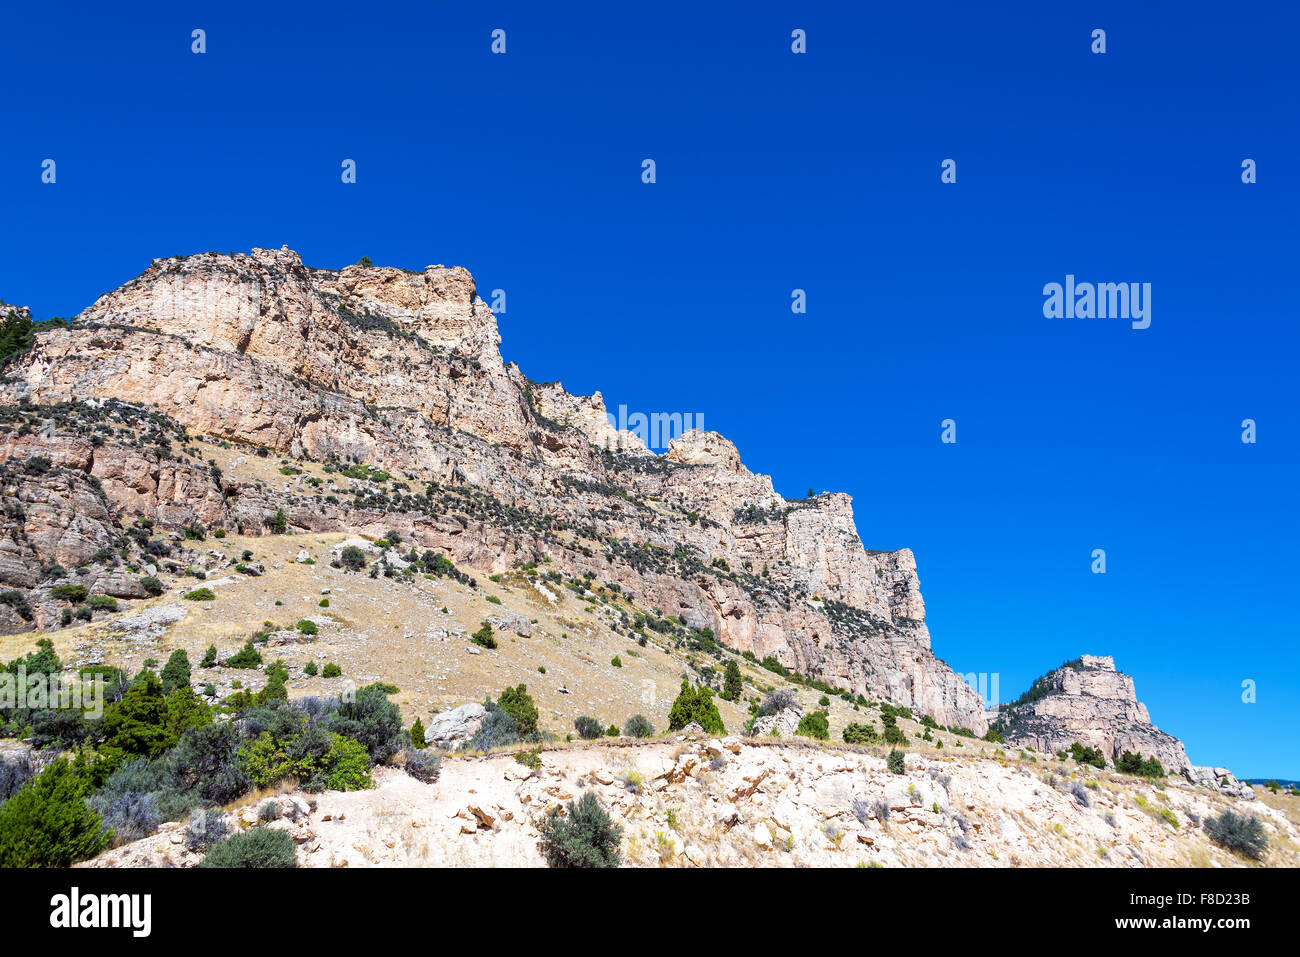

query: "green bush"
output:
322 663 341 678
88 595 118 612
574 716 602 740
0 310 35 363
160 649 191 694
139 576 165 596
843 722 879 744
498 685 539 737
623 714 654 738
237 730 304 789
327 683 405 763
227 642 263 669
1115 750 1165 778
0 590 33 621
200 827 298 868
667 680 725 734
410 717 426 748
881 711 908 746
515 747 542 770
471 621 496 649
303 660 319 677
887 749 906 774
258 672 288 704
1204 811 1268 860
605 724 620 737
9 637 60 678
795 710 830 740
23 454 53 475
1068 742 1107 769
200 644 217 668
182 587 216 601
610 655 622 668
0 758 111 866
296 619 318 636
265 508 288 535
50 583 90 603
98 671 181 770
339 546 367 571
164 684 212 739
537 793 622 868
322 733 373 791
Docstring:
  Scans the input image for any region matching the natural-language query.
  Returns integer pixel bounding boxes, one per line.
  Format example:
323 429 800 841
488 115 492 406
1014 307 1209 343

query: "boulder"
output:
485 613 531 637
424 703 487 750
91 573 149 599
748 707 802 738
1184 765 1256 800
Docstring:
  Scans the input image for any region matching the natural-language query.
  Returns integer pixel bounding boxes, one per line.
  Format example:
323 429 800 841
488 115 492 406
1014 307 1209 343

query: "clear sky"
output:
2 1 1296 777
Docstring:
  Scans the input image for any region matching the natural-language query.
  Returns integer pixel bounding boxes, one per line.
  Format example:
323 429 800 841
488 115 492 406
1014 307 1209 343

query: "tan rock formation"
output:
994 655 1190 772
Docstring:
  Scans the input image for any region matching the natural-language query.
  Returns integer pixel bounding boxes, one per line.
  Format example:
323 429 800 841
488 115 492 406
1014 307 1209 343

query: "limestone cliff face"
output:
0 249 987 730
70 247 531 451
993 655 1190 772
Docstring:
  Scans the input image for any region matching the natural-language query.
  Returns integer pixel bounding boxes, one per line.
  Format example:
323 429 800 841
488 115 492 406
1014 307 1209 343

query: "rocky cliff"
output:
0 247 986 731
992 655 1190 772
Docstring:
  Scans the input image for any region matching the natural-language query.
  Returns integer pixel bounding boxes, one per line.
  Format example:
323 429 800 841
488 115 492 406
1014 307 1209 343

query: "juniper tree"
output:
160 649 191 694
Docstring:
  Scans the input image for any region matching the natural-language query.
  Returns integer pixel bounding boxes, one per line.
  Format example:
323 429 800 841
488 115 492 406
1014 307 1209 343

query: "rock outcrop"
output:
1184 765 1255 800
81 737 1299 869
0 248 987 731
992 655 1190 772
748 706 803 738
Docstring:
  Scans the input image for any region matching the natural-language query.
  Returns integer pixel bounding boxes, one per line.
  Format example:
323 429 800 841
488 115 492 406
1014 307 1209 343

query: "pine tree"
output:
0 311 35 363
722 659 742 701
667 679 725 734
265 507 287 534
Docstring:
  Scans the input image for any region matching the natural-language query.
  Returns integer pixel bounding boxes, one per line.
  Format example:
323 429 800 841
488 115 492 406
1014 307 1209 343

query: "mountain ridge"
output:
1 247 986 731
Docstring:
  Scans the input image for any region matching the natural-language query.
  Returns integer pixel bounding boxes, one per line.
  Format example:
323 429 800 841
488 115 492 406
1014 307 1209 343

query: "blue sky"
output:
2 1 1296 777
